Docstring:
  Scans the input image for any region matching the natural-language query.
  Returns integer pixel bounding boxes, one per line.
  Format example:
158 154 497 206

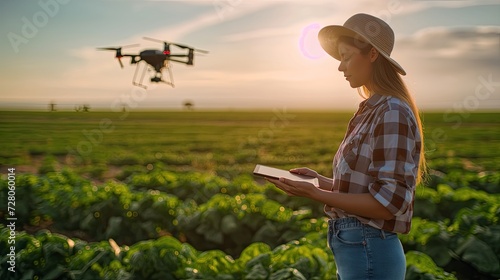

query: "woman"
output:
267 13 425 279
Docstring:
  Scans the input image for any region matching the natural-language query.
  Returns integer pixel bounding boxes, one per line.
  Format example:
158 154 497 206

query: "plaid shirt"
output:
325 94 421 234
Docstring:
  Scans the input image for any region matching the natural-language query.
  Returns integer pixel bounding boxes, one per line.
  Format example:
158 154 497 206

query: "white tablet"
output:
253 164 318 185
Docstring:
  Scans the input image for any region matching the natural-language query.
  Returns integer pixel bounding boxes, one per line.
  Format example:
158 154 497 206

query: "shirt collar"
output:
359 93 389 110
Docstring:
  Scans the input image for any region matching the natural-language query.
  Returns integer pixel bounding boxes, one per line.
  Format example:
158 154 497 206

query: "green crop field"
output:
1 110 499 280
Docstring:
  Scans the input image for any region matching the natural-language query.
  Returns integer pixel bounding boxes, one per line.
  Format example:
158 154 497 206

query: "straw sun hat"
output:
318 13 406 76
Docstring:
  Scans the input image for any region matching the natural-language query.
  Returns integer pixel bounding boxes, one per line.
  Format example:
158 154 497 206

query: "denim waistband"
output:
328 217 396 240
328 217 366 230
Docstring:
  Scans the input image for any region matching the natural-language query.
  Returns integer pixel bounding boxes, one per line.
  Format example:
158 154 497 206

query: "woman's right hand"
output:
291 167 333 190
289 167 318 178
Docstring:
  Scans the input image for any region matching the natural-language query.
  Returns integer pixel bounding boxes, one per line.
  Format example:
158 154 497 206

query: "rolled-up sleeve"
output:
368 108 419 217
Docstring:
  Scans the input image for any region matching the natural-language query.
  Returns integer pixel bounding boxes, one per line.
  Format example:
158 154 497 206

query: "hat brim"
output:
318 25 406 76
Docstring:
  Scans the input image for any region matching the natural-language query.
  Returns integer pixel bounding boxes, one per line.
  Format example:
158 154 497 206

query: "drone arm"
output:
121 54 141 64
117 57 124 68
168 58 190 65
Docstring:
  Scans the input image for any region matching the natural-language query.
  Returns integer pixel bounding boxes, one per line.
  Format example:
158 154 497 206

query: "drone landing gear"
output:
132 62 148 89
132 62 175 89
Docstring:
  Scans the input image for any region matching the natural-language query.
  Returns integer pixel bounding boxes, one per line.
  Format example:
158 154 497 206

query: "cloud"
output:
397 25 500 75
384 0 500 16
143 1 280 41
395 25 500 109
399 25 500 60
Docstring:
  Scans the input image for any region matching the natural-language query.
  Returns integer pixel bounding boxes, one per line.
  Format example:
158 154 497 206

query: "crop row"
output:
0 226 457 280
0 169 322 255
0 167 499 278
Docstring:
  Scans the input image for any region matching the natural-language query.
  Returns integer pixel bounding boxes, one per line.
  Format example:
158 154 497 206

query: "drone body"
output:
97 37 208 88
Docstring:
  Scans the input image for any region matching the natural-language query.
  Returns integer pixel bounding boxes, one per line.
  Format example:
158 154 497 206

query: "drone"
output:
97 37 208 88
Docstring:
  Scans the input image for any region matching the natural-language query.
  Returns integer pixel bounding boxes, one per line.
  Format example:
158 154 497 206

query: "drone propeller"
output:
143 37 172 53
142 37 209 54
143 37 165 44
97 44 139 68
174 44 209 54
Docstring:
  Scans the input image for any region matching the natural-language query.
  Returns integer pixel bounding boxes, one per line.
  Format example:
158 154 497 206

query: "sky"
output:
0 0 499 111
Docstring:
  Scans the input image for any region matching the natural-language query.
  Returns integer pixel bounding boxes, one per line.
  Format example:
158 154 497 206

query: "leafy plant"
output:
405 251 457 280
177 193 311 257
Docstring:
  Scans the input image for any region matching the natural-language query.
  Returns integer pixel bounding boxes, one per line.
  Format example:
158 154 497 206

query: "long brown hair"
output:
339 36 427 184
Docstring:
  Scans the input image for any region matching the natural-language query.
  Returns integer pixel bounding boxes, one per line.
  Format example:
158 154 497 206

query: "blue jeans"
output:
327 217 406 280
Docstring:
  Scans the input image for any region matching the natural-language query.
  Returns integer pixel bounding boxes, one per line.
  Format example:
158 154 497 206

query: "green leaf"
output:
221 215 239 234
270 268 307 280
252 222 278 243
244 263 269 280
20 270 35 280
455 236 500 274
246 253 271 270
204 229 224 244
41 265 67 280
405 251 456 280
105 216 123 239
423 234 451 267
196 250 235 277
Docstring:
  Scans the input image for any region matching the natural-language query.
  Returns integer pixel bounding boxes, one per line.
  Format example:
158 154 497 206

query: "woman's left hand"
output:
266 177 319 198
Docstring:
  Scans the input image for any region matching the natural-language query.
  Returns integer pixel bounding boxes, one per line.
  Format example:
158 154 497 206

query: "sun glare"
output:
299 23 325 60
